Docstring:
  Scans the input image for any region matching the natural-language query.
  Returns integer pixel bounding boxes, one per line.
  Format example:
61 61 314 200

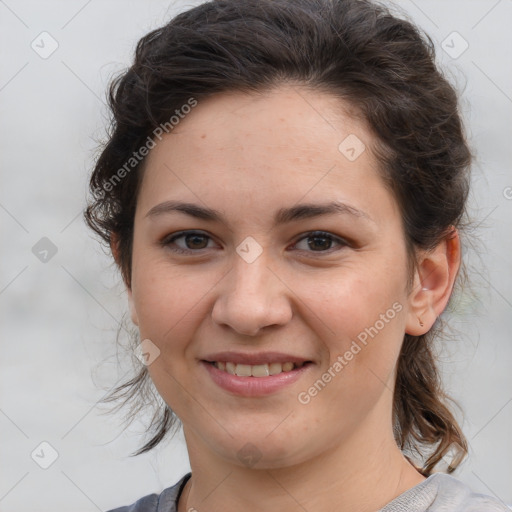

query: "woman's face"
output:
127 85 417 469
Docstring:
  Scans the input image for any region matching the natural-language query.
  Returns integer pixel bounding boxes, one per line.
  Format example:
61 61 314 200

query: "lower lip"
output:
201 361 313 397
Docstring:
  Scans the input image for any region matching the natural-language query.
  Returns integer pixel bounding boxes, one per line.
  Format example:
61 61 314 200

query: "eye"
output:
160 230 349 256
161 230 218 254
291 231 348 254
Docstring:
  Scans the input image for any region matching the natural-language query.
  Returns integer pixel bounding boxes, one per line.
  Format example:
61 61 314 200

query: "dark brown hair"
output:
85 0 472 475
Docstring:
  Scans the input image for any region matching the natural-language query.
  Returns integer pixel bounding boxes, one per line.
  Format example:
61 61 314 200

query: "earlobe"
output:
111 232 139 326
110 232 121 266
405 227 461 335
127 287 139 326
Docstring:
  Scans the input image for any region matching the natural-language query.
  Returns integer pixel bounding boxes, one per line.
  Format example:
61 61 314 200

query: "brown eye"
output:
183 233 209 249
162 231 216 254
293 231 347 253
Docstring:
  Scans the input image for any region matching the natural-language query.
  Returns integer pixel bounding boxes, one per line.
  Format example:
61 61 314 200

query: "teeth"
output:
213 361 303 377
251 364 270 377
235 364 252 377
269 362 283 375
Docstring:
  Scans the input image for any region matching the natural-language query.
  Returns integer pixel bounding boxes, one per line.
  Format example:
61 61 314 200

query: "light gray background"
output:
1 1 511 510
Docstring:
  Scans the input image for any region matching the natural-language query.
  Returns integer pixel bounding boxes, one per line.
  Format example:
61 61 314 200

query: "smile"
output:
201 360 313 397
208 361 306 377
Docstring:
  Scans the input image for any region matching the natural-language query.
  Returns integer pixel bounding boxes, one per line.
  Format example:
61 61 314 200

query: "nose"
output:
211 251 293 337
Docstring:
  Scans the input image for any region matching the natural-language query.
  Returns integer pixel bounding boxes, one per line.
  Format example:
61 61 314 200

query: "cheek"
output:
291 262 407 400
130 261 213 411
292 263 405 342
130 252 212 335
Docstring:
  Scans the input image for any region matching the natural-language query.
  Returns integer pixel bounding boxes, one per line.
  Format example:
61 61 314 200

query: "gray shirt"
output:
108 471 510 512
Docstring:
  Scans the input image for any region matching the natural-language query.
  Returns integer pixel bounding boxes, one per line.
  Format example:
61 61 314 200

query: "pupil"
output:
186 234 207 249
183 234 332 251
308 235 331 251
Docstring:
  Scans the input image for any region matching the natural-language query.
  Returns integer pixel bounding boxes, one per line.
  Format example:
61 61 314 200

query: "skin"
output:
117 84 461 512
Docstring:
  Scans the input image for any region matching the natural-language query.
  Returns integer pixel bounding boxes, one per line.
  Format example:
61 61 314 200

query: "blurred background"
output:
1 1 511 510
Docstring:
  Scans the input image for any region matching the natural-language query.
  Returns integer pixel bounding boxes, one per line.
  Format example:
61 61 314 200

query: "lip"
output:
201 351 313 366
201 360 313 397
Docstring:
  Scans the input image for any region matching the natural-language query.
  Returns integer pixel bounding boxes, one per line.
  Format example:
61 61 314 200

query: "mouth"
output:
203 360 311 377
200 359 314 397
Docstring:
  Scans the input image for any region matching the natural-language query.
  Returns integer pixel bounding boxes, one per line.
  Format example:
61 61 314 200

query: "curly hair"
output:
85 0 472 475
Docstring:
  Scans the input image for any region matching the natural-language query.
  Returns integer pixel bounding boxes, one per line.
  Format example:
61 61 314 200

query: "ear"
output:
126 287 139 327
405 227 461 335
110 233 139 327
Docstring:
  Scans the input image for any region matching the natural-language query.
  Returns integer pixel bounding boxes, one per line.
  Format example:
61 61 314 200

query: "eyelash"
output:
160 230 349 256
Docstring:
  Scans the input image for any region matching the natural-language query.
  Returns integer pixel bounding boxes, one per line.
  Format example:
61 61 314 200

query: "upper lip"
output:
201 351 313 365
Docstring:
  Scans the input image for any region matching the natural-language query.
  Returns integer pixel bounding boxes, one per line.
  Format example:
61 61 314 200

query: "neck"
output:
178 418 426 512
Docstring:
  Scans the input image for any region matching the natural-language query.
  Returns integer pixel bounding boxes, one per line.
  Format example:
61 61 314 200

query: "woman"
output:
85 0 509 510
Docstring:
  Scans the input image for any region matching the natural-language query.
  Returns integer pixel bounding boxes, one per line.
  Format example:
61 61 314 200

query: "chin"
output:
208 430 311 470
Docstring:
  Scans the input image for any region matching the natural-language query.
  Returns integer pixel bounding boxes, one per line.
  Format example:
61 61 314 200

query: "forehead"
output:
136 85 398 225
163 85 369 159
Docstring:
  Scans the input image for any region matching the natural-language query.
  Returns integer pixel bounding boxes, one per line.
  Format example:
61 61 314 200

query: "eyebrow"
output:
145 200 374 226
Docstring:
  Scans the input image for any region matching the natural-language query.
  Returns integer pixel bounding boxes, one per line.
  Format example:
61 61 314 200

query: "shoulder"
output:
380 473 510 512
431 473 510 511
106 472 192 512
